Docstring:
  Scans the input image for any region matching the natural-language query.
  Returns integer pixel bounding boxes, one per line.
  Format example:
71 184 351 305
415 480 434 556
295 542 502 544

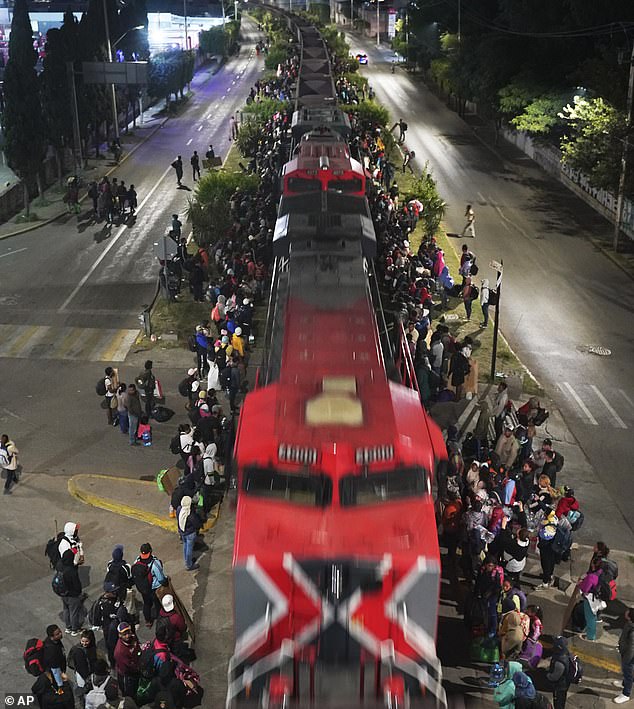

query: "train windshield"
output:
339 467 429 507
287 177 321 192
328 178 363 193
243 466 332 506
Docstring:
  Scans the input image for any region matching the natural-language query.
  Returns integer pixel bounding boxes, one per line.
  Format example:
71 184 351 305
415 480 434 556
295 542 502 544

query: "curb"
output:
588 236 634 283
68 473 219 533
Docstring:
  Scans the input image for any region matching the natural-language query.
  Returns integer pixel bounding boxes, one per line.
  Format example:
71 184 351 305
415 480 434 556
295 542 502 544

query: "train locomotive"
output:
227 15 448 709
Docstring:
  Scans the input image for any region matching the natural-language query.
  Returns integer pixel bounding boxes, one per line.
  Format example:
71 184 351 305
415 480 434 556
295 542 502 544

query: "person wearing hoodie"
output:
500 515 530 587
177 496 203 571
68 629 98 702
159 595 186 645
555 487 580 519
146 660 187 709
58 549 85 634
512 671 537 708
114 622 141 698
58 521 83 566
614 607 634 704
499 610 526 660
547 636 572 708
105 544 133 603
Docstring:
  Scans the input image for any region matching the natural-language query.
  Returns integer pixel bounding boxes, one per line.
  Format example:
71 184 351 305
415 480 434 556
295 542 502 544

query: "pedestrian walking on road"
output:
614 607 634 704
546 636 572 709
391 118 408 143
462 204 476 237
126 184 137 216
1 433 20 494
191 151 201 181
171 155 184 186
230 115 238 141
402 148 415 174
125 383 143 445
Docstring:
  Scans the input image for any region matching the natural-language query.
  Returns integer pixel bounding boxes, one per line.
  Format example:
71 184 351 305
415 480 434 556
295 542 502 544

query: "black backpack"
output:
88 596 108 628
152 406 174 423
170 435 182 455
401 121 408 131
469 285 479 300
140 642 159 679
178 378 192 397
187 334 197 352
567 653 584 684
24 638 45 676
52 568 69 597
45 532 64 568
96 378 107 396
131 558 153 595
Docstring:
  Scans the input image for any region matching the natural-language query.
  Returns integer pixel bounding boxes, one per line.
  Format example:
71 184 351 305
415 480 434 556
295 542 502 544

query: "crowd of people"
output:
28 525 203 708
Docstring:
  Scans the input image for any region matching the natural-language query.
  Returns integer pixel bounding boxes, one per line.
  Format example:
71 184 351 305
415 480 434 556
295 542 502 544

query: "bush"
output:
402 163 446 237
265 42 291 71
341 99 390 129
188 171 259 246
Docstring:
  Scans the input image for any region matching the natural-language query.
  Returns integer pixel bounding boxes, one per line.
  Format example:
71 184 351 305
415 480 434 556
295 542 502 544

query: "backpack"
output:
174 660 204 707
84 676 110 709
401 122 408 131
551 526 571 559
187 334 197 353
88 597 105 628
24 638 45 676
600 558 619 582
567 653 584 684
52 568 69 597
152 406 174 423
469 285 479 300
131 559 153 595
139 641 163 679
170 435 182 456
45 532 64 569
96 378 107 396
567 510 584 531
597 577 617 603
178 378 192 397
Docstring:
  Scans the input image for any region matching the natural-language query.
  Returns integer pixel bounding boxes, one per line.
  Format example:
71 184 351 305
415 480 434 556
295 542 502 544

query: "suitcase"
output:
470 636 500 663
519 638 543 669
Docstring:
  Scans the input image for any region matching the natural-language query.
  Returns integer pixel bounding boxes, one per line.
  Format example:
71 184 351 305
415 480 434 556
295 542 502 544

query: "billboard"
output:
82 61 149 86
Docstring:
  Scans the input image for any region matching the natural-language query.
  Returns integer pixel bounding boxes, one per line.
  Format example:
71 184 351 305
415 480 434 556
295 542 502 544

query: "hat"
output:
222 336 229 344
187 368 197 376
117 622 132 635
161 595 175 612
542 438 553 446
199 391 207 399
553 636 568 651
139 543 152 558
112 544 124 562
103 581 118 593
235 327 242 336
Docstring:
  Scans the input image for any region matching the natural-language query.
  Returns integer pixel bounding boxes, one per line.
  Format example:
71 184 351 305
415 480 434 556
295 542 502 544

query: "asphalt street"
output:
347 37 634 534
0 20 265 477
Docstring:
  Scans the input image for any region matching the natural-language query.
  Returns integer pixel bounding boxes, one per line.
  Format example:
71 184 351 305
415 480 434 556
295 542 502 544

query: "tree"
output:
2 0 48 216
41 27 74 183
559 95 629 194
510 93 569 137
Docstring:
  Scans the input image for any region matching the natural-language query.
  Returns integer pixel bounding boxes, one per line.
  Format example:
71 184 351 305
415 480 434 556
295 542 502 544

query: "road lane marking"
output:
561 382 598 426
590 385 627 429
186 138 193 145
0 247 27 259
618 388 634 411
58 163 173 312
197 125 203 131
477 192 486 203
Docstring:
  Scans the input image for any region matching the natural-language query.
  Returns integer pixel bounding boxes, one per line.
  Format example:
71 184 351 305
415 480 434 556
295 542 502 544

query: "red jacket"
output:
114 638 140 676
555 495 579 518
159 608 186 643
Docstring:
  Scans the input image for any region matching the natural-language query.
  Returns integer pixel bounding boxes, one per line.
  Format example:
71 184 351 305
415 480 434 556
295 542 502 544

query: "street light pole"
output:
350 0 353 29
376 0 379 48
235 0 238 21
102 0 119 140
614 43 634 252
457 0 461 44
66 62 83 171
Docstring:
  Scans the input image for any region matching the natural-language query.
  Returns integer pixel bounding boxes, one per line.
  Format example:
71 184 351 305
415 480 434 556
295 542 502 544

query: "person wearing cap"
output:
177 496 204 571
114 622 141 698
231 327 245 358
133 543 167 627
547 636 572 708
158 594 186 644
105 544 133 603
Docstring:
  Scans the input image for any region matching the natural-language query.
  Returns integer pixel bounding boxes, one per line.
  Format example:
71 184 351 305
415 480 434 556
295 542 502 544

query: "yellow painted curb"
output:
68 473 220 533
541 638 621 674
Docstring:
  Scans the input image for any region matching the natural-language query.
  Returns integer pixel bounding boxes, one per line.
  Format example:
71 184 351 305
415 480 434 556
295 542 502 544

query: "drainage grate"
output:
577 344 612 356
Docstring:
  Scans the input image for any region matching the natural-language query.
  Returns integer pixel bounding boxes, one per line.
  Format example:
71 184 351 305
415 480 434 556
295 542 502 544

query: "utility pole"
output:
457 0 461 44
350 0 353 28
102 0 119 140
614 43 634 252
235 0 238 20
490 260 503 382
184 0 189 49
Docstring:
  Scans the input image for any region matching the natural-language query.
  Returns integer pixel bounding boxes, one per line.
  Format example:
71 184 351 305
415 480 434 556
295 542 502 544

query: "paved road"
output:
348 38 634 534
0 20 265 476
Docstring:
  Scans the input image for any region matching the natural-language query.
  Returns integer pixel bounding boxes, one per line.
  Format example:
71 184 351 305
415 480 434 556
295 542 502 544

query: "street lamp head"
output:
113 25 145 48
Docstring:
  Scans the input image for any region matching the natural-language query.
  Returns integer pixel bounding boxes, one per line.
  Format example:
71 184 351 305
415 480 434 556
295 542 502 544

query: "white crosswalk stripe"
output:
560 382 633 430
560 382 598 426
589 385 627 429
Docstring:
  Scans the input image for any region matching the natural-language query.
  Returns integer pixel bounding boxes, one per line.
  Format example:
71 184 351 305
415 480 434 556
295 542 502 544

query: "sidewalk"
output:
0 58 222 242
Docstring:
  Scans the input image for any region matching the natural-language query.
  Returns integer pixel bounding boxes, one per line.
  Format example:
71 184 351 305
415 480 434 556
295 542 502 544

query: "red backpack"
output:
24 638 45 676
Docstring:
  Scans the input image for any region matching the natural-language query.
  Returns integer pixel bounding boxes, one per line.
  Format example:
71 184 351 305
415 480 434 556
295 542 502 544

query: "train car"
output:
227 14 448 709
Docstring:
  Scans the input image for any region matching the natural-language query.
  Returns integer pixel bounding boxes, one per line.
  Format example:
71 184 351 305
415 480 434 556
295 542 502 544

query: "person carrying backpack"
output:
132 544 167 627
547 636 573 708
56 549 85 635
57 521 84 566
42 625 67 688
105 544 133 603
89 582 120 664
83 658 119 709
